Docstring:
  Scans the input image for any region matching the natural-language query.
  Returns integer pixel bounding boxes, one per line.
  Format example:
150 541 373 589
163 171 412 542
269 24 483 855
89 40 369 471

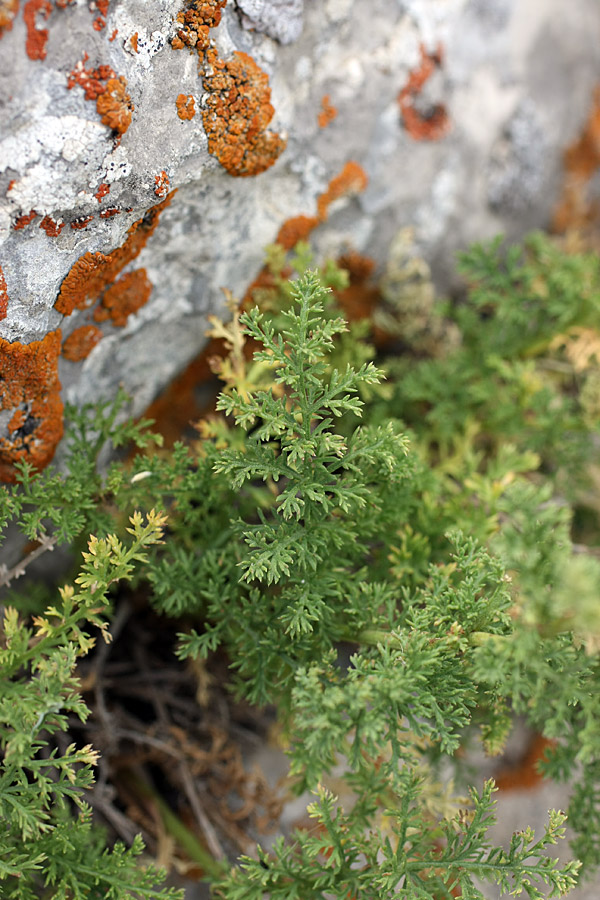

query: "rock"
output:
0 0 599 478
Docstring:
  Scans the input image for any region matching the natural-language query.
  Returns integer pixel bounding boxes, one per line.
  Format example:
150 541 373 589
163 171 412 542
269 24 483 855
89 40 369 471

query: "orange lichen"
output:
201 51 287 177
39 215 65 237
171 0 226 53
23 0 52 60
55 190 175 316
109 26 118 41
61 324 104 361
0 264 9 320
171 1 285 176
317 94 338 129
316 161 368 221
553 86 600 234
94 182 110 202
130 31 138 51
70 215 94 230
96 0 109 14
93 268 152 326
176 93 196 120
14 210 38 230
93 15 105 30
0 330 63 483
67 54 115 101
334 251 381 327
398 44 450 142
0 0 19 38
275 215 320 252
96 76 134 135
154 170 170 198
495 734 555 792
7 408 27 433
99 206 121 218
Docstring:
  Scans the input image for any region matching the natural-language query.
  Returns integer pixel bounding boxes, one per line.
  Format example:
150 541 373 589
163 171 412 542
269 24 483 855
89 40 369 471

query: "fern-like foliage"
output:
0 510 181 900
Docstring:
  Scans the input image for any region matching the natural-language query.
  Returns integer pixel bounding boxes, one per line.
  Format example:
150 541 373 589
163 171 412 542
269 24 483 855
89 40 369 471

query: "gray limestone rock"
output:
0 0 599 477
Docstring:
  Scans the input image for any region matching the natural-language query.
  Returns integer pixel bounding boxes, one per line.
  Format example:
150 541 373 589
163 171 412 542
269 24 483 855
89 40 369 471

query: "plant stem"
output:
126 771 227 881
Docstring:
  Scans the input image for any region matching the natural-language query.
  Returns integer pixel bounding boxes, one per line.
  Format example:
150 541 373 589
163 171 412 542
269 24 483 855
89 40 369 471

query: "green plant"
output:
0 509 184 898
2 246 600 898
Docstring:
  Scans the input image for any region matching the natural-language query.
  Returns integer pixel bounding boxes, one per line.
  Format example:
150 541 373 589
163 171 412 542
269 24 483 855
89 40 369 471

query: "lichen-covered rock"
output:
0 0 599 478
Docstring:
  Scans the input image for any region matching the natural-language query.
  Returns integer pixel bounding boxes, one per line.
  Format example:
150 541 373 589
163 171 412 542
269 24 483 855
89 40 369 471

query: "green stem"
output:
127 771 227 881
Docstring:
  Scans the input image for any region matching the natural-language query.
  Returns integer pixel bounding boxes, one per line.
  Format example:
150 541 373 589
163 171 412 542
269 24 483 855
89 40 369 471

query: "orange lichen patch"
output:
275 215 319 252
171 0 227 53
96 0 109 14
154 170 170 198
70 215 94 230
24 0 52 60
0 264 9 320
317 94 337 129
171 1 285 177
55 190 175 316
99 206 121 218
0 0 19 38
14 210 38 230
553 86 600 233
61 324 104 361
495 734 556 792
398 44 450 142
94 182 110 202
202 51 287 177
334 251 380 323
130 31 138 51
141 339 222 448
93 15 105 30
0 330 63 483
93 268 152 326
67 54 115 101
7 408 27 432
316 161 368 221
176 93 196 120
109 26 118 41
39 215 65 237
96 76 134 135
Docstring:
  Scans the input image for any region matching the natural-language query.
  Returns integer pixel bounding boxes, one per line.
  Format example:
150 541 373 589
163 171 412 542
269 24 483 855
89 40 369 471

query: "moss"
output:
61 325 104 362
0 330 63 483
